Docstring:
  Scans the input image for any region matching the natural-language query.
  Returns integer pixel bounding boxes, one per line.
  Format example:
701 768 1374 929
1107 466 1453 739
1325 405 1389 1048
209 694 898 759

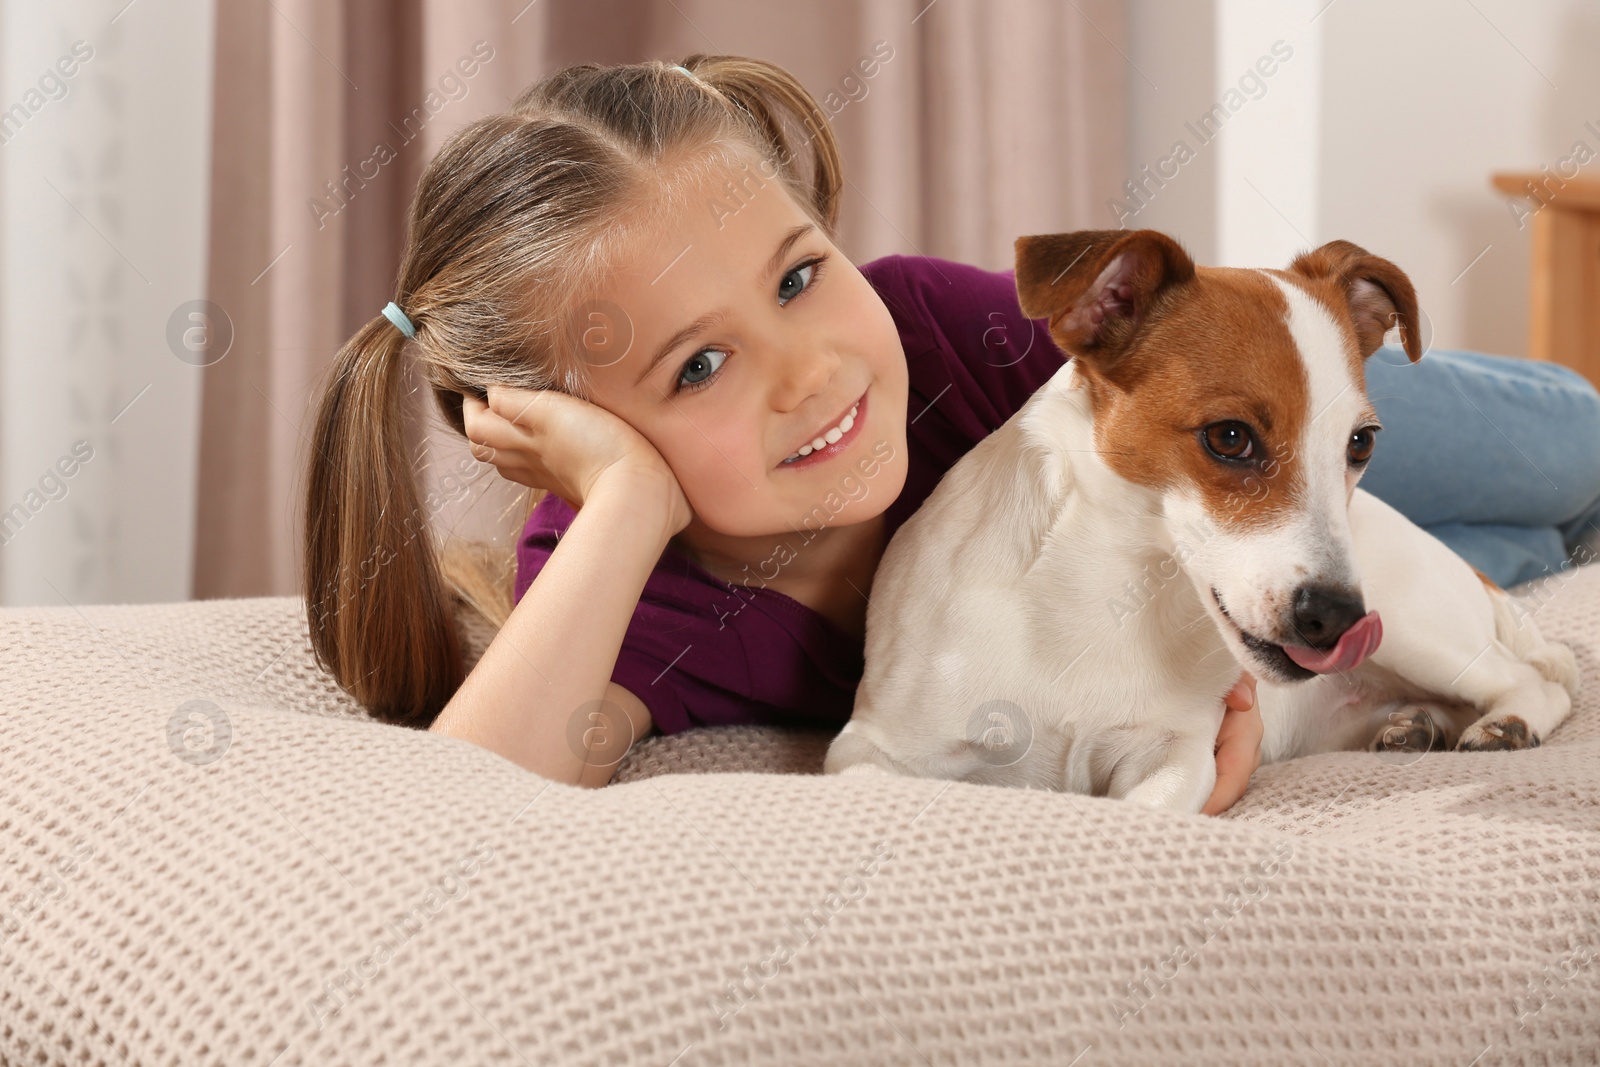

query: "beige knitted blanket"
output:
1 565 1597 1065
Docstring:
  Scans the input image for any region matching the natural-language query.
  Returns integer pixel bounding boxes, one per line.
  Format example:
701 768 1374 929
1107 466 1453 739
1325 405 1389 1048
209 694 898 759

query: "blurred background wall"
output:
0 0 214 606
0 0 1592 606
1129 0 1600 365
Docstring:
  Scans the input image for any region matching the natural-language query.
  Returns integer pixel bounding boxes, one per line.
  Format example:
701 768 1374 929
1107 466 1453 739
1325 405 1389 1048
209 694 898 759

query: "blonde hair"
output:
303 55 847 727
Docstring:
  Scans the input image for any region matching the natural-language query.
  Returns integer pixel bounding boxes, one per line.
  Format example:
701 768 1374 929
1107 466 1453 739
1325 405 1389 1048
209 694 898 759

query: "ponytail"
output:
302 53 852 724
303 314 464 727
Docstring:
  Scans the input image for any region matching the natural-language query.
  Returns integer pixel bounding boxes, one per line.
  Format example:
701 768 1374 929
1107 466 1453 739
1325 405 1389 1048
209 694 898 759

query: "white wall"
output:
1125 0 1221 260
1214 0 1322 270
1316 0 1600 359
1127 0 1599 359
0 0 215 606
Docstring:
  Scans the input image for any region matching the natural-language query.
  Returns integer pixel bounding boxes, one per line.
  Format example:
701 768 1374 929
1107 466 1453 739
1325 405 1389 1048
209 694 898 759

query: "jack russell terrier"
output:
824 229 1579 812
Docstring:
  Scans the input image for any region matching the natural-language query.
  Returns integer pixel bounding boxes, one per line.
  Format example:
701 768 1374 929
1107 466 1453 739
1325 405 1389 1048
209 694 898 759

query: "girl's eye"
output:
777 255 825 305
672 253 829 395
676 348 729 393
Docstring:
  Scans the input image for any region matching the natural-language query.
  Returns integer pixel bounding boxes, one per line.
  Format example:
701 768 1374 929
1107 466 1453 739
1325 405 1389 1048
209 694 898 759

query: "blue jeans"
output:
1361 345 1600 588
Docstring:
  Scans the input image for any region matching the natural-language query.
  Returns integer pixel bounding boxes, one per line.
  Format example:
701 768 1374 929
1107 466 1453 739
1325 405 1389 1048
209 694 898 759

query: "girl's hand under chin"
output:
1202 671 1263 816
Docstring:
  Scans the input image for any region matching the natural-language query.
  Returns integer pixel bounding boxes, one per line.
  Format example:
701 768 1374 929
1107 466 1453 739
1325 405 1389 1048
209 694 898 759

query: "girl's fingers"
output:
485 383 541 426
463 390 550 485
1202 748 1250 815
1201 700 1265 816
1223 671 1258 711
462 392 518 452
461 391 489 442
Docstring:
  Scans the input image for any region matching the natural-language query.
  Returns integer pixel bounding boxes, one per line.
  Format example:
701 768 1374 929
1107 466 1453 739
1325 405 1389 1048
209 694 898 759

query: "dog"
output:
823 229 1579 812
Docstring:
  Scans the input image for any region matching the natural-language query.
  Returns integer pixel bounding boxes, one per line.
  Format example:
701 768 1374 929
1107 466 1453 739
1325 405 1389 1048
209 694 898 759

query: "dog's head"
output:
1013 229 1422 682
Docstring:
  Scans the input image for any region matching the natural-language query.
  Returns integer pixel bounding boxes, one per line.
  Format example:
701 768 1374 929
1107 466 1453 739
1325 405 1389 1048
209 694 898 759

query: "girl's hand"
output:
1201 671 1262 815
461 384 694 536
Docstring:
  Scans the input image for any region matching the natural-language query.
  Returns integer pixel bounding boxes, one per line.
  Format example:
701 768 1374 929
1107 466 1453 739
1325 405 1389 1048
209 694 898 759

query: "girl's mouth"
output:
778 389 867 469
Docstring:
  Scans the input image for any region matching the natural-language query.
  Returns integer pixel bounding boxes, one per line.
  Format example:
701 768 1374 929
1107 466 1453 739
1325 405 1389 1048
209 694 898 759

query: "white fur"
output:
825 289 1579 813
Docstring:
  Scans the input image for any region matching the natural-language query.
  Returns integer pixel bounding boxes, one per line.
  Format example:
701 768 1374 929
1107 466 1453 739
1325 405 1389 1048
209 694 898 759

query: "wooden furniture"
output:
1492 172 1600 387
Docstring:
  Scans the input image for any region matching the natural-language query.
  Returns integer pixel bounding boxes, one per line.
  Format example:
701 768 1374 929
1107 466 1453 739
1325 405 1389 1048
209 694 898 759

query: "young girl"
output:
304 54 1600 810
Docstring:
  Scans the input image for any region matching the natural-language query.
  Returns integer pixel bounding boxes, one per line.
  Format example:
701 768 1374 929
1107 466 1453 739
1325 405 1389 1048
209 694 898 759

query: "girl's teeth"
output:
784 403 859 462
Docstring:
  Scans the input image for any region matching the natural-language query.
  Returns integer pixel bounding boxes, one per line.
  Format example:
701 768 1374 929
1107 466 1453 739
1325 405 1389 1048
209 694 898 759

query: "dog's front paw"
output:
1371 706 1449 754
1456 715 1542 752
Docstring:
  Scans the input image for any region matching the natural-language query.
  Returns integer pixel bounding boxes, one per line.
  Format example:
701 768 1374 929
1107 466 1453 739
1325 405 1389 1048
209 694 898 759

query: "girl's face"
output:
575 156 910 539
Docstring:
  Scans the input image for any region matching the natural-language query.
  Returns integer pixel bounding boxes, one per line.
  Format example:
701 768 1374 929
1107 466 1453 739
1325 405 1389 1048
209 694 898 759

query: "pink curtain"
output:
195 0 1127 597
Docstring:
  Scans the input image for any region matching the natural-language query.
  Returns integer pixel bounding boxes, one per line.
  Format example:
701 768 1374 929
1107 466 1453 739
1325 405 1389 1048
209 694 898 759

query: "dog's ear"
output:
1286 240 1422 363
1014 230 1195 368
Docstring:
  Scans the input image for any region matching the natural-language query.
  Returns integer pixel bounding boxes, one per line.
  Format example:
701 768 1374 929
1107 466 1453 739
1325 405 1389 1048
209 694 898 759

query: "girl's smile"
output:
571 147 910 587
777 387 867 469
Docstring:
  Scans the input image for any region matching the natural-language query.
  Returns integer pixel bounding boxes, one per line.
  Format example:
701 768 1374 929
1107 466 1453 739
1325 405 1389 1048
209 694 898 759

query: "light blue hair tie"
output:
382 300 416 339
672 63 694 77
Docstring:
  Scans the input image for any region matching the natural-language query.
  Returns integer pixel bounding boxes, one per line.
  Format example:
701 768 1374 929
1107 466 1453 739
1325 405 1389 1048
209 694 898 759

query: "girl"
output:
304 54 1600 810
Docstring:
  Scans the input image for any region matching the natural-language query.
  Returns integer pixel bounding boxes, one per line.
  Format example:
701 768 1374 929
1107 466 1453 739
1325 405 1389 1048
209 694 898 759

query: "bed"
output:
1 564 1597 1065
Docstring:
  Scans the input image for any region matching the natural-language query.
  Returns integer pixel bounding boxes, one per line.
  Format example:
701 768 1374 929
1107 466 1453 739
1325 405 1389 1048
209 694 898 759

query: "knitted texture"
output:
1 568 1598 1066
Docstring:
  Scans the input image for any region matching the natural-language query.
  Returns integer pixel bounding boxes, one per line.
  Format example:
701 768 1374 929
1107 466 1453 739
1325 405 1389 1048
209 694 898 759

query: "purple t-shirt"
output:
512 254 1069 735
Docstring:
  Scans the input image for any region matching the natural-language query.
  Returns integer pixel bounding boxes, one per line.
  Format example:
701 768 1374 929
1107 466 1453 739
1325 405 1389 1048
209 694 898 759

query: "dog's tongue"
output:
1283 610 1383 673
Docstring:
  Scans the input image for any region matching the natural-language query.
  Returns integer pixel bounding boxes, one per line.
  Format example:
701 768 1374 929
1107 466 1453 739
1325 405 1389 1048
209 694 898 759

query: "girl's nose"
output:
770 343 840 410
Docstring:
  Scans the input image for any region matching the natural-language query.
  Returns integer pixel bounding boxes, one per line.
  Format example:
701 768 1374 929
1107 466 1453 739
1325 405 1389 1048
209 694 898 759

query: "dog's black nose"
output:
1291 585 1366 647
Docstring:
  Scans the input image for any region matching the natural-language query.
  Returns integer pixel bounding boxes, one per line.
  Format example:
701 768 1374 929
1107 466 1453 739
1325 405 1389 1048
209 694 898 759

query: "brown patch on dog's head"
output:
1014 230 1311 531
1274 239 1422 385
1015 230 1195 377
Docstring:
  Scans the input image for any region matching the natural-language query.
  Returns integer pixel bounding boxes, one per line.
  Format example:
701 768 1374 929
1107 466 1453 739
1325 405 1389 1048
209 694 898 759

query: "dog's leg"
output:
1370 623 1572 752
823 720 912 777
1385 587 1575 753
1367 700 1457 753
1453 587 1579 751
1370 624 1573 752
1348 491 1578 752
1108 730 1217 813
826 715 1030 785
1455 673 1572 751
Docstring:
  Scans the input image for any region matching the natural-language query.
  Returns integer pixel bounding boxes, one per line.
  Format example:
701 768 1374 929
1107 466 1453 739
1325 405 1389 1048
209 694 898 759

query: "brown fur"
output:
1013 229 1422 535
1270 240 1423 388
1016 232 1306 530
1088 268 1310 530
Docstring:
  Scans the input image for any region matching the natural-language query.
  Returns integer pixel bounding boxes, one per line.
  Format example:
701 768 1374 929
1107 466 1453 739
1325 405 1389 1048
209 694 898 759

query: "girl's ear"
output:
1013 229 1195 372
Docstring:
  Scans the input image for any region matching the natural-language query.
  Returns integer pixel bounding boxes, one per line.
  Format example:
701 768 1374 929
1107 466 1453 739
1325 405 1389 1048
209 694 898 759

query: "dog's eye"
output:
1202 421 1255 461
1349 426 1378 465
